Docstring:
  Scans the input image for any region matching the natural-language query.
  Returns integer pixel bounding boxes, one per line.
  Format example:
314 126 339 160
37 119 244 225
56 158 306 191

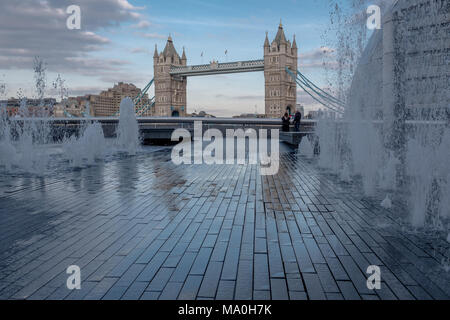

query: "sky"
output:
0 0 347 116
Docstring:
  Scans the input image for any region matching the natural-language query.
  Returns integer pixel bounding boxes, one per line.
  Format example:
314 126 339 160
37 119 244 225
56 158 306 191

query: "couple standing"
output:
282 110 301 132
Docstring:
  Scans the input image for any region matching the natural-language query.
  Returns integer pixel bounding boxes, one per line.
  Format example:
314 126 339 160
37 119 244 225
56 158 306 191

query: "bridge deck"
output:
170 59 265 77
0 147 449 300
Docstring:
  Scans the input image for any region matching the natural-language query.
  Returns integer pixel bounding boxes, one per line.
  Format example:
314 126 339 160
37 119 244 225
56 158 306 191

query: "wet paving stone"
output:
0 148 449 300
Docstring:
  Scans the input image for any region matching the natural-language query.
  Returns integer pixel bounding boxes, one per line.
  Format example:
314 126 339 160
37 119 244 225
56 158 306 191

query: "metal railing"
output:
8 117 316 126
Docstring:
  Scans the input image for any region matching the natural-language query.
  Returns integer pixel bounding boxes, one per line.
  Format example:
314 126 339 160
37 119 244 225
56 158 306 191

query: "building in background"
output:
90 82 150 117
189 110 216 118
54 82 151 117
233 113 266 118
1 98 56 117
54 96 91 117
296 104 305 117
305 109 325 119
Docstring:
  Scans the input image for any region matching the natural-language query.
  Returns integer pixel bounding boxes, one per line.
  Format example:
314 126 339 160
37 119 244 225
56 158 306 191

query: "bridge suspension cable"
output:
296 70 346 107
113 78 154 117
286 67 345 115
298 79 345 113
136 97 155 117
134 78 154 106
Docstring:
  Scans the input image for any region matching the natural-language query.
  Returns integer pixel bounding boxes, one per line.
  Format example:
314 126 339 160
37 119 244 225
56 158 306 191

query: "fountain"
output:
381 195 393 209
85 101 91 118
298 136 314 158
63 121 107 168
115 97 141 156
0 108 15 171
316 0 449 229
62 97 141 167
340 162 352 183
0 95 141 173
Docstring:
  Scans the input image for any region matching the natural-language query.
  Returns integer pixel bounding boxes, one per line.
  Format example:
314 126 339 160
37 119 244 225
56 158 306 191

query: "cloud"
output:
60 57 130 75
130 47 151 55
298 47 338 70
233 95 264 100
137 32 167 39
300 61 339 70
149 17 266 31
48 85 104 97
214 94 264 100
0 0 140 74
299 47 334 60
131 20 154 29
97 72 147 85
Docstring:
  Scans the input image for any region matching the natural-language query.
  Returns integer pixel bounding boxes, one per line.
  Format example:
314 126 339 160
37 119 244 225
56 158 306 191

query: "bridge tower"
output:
153 36 187 117
264 22 297 118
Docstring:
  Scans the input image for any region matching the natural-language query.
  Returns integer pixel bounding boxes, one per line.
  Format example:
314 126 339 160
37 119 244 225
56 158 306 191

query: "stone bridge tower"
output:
264 22 297 118
153 36 187 117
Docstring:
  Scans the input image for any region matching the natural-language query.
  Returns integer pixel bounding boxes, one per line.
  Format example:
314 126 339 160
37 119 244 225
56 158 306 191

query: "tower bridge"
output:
150 22 298 118
63 23 345 119
106 22 342 119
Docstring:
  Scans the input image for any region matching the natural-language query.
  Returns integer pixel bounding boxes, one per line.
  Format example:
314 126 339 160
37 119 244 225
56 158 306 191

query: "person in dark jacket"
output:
293 111 302 132
281 112 290 132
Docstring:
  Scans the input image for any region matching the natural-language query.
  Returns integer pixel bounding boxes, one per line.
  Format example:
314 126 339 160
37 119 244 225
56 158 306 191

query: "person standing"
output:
293 111 302 132
281 112 290 132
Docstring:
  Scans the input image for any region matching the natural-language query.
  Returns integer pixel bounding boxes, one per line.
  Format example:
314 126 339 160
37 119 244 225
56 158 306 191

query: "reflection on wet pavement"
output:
0 146 449 300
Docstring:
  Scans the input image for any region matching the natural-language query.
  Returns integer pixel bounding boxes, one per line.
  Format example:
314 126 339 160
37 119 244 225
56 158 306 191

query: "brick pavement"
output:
0 147 449 300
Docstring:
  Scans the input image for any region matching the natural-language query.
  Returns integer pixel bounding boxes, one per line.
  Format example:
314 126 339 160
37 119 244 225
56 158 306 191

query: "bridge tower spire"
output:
153 36 187 117
264 23 297 118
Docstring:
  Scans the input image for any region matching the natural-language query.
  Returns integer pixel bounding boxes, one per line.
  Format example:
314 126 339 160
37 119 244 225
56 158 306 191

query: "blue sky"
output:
0 0 342 116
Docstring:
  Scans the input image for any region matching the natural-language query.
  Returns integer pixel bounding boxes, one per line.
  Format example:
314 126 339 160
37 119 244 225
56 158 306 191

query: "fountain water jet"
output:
63 121 107 167
298 136 314 158
115 97 140 155
0 97 143 174
381 195 393 209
